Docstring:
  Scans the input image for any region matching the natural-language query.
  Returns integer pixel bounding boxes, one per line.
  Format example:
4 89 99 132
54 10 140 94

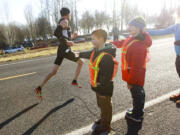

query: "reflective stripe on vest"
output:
121 40 139 70
89 51 119 88
89 52 105 87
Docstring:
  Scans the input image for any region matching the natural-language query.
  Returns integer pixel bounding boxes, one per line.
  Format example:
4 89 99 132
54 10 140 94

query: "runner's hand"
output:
72 32 78 39
66 41 74 47
60 20 68 28
74 52 80 57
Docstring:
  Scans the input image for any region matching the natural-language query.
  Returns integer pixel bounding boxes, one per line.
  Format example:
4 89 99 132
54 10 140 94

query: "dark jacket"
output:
54 18 71 48
80 43 116 96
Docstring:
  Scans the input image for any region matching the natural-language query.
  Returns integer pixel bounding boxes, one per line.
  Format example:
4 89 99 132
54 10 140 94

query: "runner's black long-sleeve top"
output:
54 18 71 48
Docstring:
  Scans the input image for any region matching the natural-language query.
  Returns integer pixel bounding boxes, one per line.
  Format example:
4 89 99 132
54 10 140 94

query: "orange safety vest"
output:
121 39 147 82
89 51 119 88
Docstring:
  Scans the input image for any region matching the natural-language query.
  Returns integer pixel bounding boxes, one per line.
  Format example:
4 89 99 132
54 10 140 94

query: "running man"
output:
34 7 84 100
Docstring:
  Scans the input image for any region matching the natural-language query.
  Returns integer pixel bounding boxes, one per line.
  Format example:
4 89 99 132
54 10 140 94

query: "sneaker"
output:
71 80 82 88
34 86 42 101
92 125 111 135
92 119 101 130
127 108 133 113
170 93 180 101
125 110 143 123
95 119 101 125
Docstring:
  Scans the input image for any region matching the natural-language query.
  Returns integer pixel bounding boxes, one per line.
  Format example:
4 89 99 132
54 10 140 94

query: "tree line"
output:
0 0 177 49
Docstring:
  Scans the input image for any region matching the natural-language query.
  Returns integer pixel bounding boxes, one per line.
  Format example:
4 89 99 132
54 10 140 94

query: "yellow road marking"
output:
0 72 36 81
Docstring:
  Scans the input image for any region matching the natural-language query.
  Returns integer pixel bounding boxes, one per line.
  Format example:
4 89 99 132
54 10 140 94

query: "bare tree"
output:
24 4 37 40
94 11 110 29
80 11 95 34
112 0 117 27
71 0 81 31
4 23 25 46
52 0 66 25
0 24 7 49
156 7 175 27
2 2 12 45
123 4 142 26
120 0 126 31
74 0 78 31
104 16 113 33
0 30 7 50
35 16 52 39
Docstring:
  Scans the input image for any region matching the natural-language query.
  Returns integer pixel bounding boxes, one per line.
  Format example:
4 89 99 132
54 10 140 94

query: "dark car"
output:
21 41 34 48
30 40 48 50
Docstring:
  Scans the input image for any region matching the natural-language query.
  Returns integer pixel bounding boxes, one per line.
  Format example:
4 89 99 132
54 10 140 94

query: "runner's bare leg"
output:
74 58 84 81
40 64 60 88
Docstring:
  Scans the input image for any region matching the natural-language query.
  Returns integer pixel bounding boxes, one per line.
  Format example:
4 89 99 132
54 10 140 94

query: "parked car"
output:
48 39 59 46
74 37 86 43
3 46 24 54
30 41 48 50
20 41 34 48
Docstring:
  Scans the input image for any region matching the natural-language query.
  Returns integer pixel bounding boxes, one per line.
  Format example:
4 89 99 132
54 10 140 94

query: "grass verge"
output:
0 42 93 63
0 35 174 63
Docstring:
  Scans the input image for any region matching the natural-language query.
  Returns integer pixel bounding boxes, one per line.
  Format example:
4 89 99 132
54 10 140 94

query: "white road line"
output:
65 89 180 135
0 56 55 67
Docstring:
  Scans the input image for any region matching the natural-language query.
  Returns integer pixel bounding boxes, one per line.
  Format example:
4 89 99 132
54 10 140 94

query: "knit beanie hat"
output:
129 17 146 30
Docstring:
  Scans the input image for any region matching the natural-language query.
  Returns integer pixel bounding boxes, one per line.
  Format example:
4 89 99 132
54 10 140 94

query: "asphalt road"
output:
0 37 180 135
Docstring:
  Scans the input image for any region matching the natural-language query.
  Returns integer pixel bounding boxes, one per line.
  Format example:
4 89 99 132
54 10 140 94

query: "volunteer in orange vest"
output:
76 29 118 135
111 17 152 135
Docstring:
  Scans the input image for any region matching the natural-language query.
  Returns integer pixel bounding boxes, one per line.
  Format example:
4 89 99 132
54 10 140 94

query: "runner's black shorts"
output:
54 45 80 66
176 55 180 78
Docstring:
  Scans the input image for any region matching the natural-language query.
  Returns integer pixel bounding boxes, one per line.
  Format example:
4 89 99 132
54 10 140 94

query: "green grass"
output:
0 35 174 63
0 42 93 63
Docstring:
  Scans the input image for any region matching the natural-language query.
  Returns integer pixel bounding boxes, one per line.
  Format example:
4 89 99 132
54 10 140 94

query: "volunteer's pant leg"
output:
175 55 180 78
126 85 145 135
130 85 145 117
96 93 100 108
98 95 112 127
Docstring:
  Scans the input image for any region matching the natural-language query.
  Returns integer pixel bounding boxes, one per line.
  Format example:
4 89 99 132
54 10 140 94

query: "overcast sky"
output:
0 0 179 25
